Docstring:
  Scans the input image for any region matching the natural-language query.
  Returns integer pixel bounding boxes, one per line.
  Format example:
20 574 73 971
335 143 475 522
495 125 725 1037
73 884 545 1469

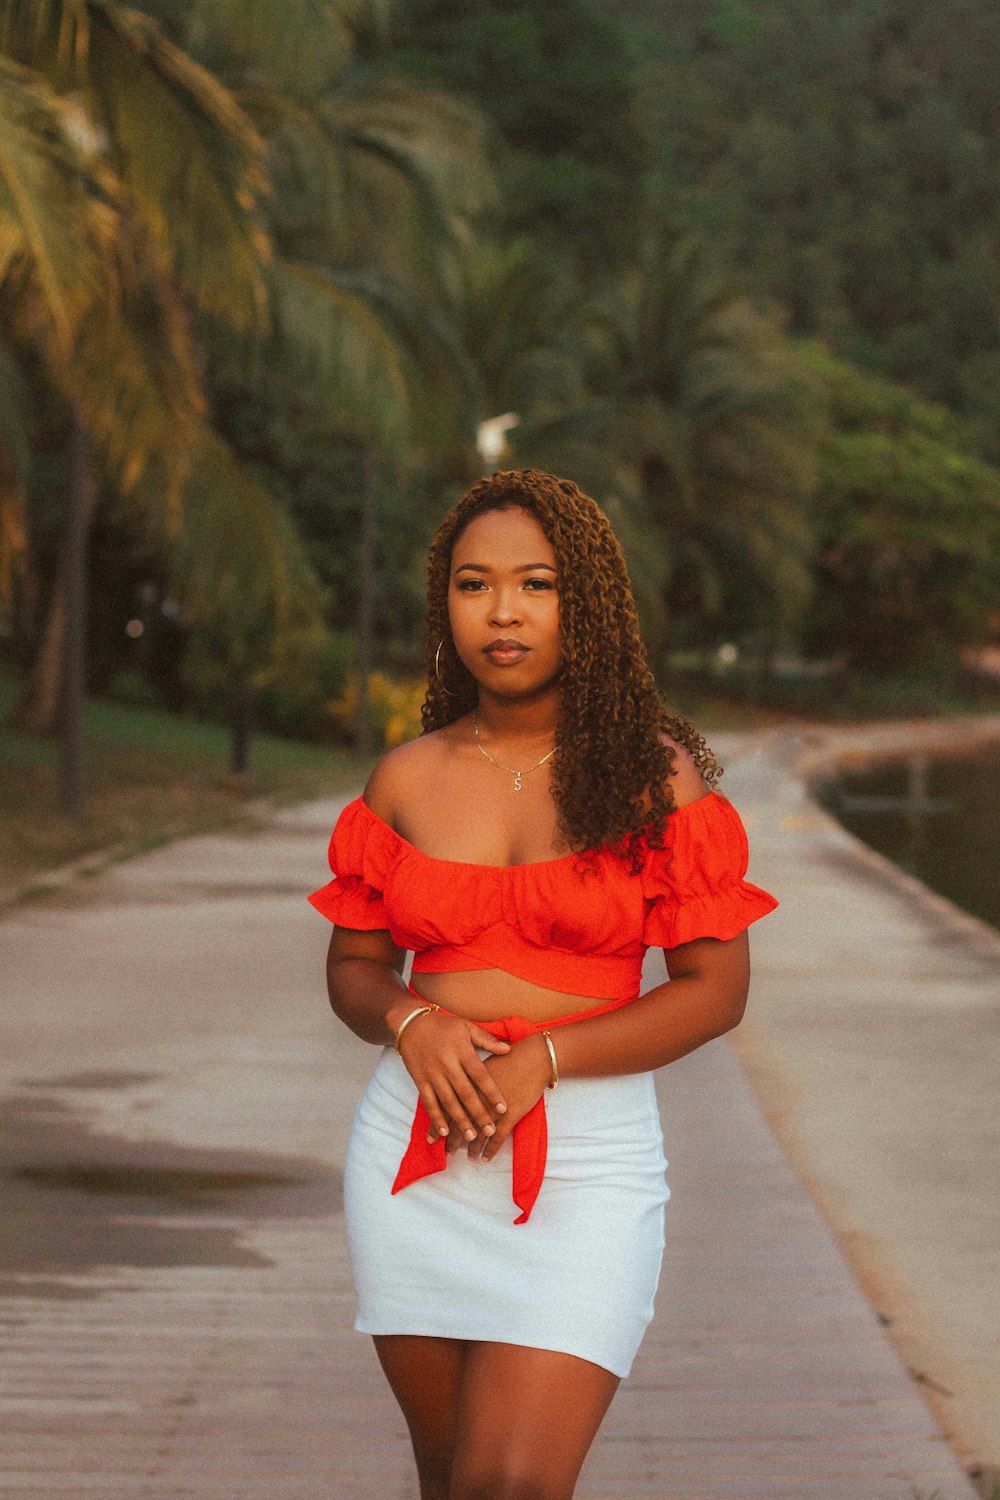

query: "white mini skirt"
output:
343 1046 669 1378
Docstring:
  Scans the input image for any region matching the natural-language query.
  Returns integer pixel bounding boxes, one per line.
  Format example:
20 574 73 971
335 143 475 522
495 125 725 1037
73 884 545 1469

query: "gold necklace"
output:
472 711 557 791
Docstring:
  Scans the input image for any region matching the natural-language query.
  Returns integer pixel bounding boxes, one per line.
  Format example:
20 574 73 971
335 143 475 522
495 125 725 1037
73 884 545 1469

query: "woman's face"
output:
447 506 561 700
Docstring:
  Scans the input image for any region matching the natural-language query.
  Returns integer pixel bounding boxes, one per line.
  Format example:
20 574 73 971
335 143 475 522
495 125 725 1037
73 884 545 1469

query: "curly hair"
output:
421 469 721 870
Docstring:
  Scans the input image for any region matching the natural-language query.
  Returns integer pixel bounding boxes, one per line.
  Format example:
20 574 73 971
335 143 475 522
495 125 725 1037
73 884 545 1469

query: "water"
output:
817 744 1000 934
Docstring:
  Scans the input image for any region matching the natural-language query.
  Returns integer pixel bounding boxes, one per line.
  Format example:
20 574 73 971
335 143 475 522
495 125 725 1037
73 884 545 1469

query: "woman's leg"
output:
373 1334 469 1500
449 1342 620 1500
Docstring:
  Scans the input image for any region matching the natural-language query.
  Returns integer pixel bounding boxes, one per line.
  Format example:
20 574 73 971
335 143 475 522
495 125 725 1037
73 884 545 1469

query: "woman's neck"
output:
473 689 559 747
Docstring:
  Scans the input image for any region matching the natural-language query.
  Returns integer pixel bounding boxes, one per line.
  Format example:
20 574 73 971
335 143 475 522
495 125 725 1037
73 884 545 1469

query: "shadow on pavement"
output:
0 1080 342 1296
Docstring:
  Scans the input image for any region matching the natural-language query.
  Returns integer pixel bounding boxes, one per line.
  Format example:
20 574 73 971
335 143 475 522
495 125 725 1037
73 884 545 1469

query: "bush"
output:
327 671 426 748
254 630 354 740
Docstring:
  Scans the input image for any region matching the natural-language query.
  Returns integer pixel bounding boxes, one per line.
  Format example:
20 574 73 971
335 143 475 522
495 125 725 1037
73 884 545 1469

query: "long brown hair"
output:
422 469 721 869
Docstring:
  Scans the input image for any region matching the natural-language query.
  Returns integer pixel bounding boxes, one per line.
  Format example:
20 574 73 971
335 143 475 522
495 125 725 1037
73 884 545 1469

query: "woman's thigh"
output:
374 1334 468 1486
450 1341 620 1500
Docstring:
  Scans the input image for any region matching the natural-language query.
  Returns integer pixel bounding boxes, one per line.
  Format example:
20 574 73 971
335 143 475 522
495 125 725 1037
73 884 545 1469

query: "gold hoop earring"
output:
434 638 455 695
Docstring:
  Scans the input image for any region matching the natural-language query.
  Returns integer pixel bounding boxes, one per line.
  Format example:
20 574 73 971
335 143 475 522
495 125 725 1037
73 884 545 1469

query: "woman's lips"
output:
484 646 528 665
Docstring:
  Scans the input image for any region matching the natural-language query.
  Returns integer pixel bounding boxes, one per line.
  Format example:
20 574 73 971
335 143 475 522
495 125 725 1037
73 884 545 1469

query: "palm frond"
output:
2 0 272 332
89 3 270 331
65 213 205 517
0 55 113 347
172 427 328 682
270 258 412 452
184 0 354 99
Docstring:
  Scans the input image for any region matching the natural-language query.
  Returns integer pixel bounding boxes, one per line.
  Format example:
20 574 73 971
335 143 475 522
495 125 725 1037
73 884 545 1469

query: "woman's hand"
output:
396 1010 512 1143
441 1034 552 1162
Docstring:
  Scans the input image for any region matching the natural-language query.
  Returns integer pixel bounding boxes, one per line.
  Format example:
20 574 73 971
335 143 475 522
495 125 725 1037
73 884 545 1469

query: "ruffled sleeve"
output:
641 791 778 949
307 797 397 929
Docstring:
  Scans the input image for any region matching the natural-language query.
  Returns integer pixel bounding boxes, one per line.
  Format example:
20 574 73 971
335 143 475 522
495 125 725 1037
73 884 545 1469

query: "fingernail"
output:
439 1126 449 1136
496 1103 507 1114
483 1124 495 1136
464 1128 476 1141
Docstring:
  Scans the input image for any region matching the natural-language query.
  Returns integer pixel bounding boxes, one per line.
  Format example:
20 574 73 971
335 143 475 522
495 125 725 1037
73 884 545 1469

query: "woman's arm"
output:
466 738 752 1161
543 729 748 1074
535 930 748 1080
460 934 749 1162
325 925 413 1045
324 749 515 1140
326 926 513 1141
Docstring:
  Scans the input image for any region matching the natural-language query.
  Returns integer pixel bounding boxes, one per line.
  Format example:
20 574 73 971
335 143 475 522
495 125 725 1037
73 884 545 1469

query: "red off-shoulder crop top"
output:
310 789 778 1223
308 790 777 999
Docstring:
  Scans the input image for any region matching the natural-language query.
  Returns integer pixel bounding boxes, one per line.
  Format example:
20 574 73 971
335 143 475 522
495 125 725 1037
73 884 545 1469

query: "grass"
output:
0 668 373 891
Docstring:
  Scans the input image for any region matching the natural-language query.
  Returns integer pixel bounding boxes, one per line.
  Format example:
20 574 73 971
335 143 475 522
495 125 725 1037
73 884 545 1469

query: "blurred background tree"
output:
3 0 1000 827
615 0 1000 456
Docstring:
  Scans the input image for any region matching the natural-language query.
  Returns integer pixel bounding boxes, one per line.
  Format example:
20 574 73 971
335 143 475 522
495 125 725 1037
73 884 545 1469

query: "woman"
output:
309 468 777 1500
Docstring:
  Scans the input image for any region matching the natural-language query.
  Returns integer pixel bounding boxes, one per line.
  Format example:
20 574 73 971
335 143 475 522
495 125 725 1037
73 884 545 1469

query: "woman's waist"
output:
406 968 637 1027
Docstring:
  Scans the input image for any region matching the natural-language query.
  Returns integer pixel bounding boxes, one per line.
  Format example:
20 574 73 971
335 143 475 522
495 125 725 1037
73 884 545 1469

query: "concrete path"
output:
0 740 984 1498
726 724 1000 1493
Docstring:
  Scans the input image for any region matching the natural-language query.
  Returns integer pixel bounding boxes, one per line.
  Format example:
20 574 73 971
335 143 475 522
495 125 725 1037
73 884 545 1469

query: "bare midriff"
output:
408 967 612 1026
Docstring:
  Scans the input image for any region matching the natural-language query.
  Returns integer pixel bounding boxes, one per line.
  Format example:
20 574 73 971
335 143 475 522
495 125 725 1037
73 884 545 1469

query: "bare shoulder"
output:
361 726 455 826
657 731 711 810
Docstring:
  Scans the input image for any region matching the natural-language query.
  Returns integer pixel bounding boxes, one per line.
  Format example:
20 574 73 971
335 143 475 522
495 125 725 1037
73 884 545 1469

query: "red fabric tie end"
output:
390 986 634 1225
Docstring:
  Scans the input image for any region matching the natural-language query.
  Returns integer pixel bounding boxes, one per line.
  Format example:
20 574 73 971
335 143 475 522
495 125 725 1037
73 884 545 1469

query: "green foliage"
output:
171 430 330 688
388 0 644 271
1 0 493 753
802 342 1000 670
207 367 435 662
253 628 354 740
617 0 1000 447
7 0 1000 754
327 667 425 746
512 228 823 663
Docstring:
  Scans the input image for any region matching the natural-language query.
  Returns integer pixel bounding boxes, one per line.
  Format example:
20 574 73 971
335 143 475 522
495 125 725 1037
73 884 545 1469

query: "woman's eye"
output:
454 577 555 592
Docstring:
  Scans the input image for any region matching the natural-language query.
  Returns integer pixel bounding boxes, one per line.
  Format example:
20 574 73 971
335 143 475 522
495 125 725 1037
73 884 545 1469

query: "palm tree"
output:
181 0 492 750
512 229 822 669
0 1 337 797
1 0 492 776
0 48 209 769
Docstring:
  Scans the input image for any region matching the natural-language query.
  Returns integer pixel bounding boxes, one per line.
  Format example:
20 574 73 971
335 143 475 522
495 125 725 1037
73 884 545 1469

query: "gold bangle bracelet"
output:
393 1003 439 1053
541 1030 559 1090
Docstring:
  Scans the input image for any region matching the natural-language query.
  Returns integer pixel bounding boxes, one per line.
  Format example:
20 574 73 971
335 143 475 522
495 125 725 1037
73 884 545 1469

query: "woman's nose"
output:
489 589 520 624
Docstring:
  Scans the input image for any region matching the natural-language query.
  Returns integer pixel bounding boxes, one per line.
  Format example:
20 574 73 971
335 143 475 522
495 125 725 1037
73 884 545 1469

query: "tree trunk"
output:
13 421 98 741
230 675 254 778
13 574 66 734
59 417 94 820
355 448 376 760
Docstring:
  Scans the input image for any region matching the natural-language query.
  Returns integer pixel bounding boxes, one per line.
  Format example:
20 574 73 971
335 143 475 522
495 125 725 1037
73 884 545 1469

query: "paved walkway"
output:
727 723 1000 1492
0 736 986 1498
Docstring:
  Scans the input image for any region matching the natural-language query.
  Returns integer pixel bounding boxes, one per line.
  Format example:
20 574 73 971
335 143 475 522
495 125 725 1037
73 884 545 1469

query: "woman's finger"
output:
466 1055 508 1115
433 1076 483 1143
469 1026 511 1055
416 1082 451 1141
481 1116 515 1162
446 1068 500 1139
